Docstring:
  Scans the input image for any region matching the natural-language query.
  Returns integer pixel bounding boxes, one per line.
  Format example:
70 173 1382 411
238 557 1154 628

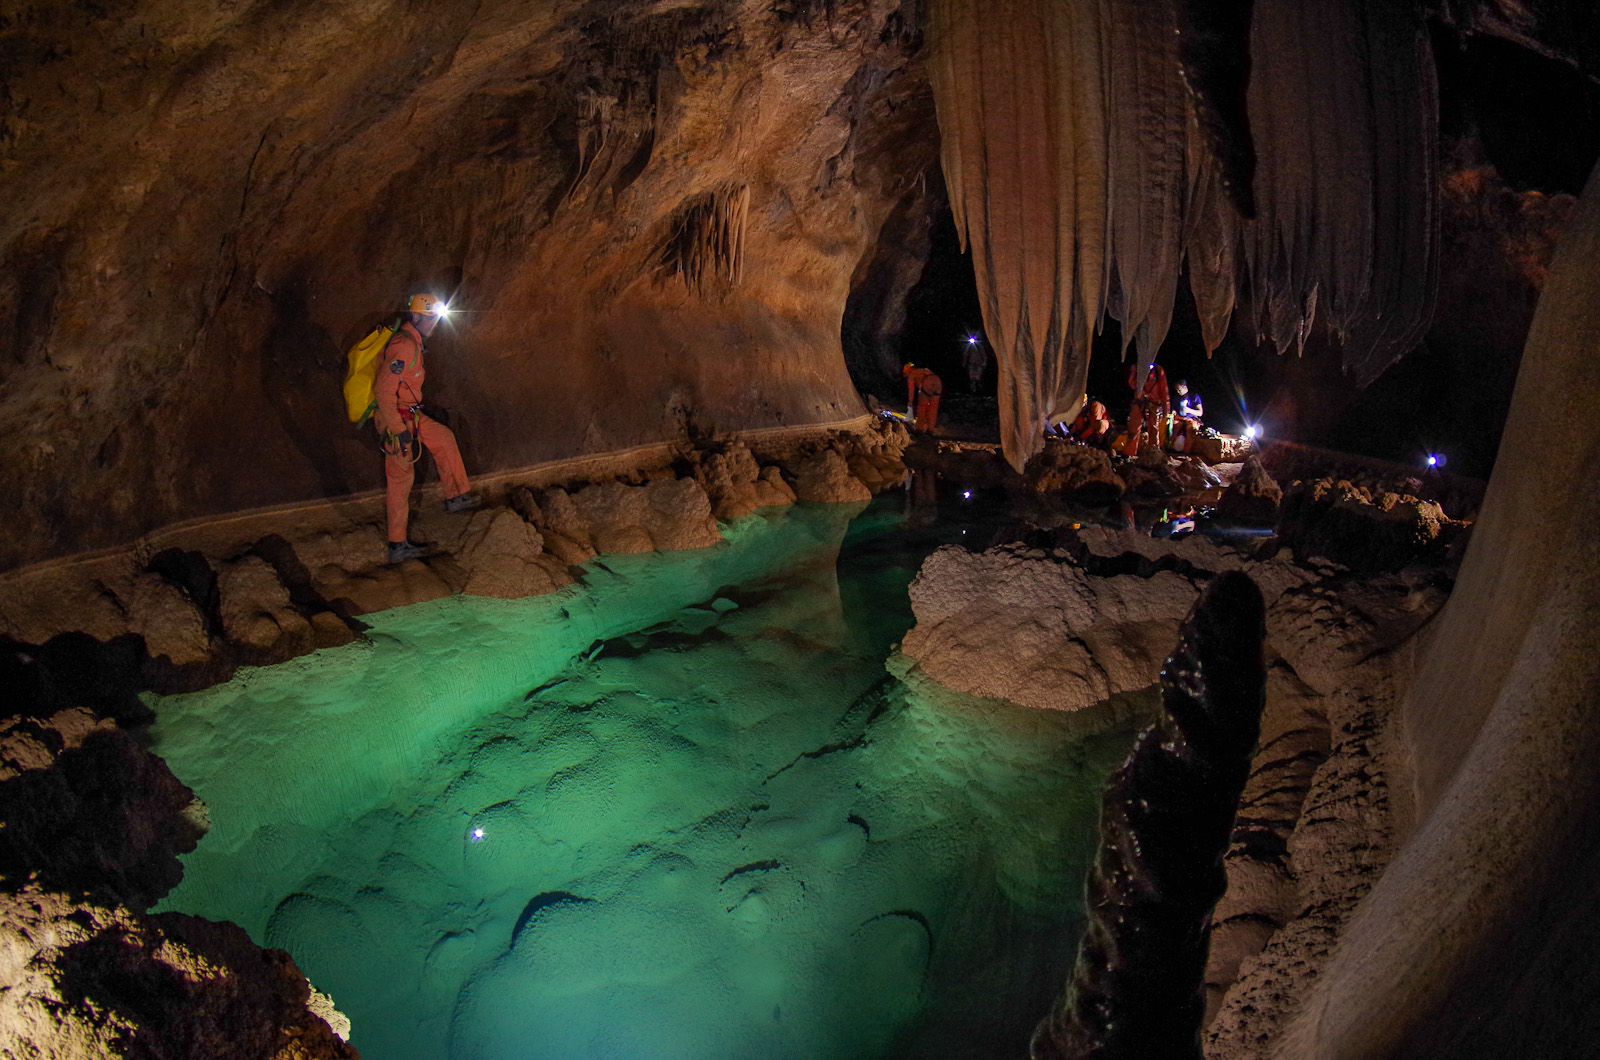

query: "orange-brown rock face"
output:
0 0 935 570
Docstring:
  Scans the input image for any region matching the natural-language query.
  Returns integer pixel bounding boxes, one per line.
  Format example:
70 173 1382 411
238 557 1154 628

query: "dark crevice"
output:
719 859 782 885
509 891 593 949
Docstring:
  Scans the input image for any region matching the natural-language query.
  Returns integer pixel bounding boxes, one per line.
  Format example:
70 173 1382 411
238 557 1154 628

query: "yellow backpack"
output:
342 318 403 425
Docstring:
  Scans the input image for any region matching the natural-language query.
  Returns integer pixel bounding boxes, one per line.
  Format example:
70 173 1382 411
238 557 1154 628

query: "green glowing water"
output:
151 500 1139 1060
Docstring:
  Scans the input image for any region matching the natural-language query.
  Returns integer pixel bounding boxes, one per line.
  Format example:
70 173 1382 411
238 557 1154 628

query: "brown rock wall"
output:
0 0 935 572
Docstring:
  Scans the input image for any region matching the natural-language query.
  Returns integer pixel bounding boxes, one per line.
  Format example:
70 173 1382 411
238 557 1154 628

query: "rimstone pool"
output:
149 497 1142 1060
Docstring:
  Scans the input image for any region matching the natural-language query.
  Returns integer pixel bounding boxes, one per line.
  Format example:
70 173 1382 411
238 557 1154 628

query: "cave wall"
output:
0 0 936 572
1279 159 1600 1060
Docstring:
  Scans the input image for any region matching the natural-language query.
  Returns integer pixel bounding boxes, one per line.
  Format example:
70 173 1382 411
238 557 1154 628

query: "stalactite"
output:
1103 0 1189 363
1030 571 1267 1060
928 0 1107 473
1336 1 1441 387
1184 116 1239 355
928 0 1440 468
656 182 749 296
1175 0 1257 220
566 89 617 205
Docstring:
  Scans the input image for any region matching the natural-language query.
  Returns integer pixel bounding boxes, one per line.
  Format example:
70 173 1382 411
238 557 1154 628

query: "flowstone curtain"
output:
928 0 1440 470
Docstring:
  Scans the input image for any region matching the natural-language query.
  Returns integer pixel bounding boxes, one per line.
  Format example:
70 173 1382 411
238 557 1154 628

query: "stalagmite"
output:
1030 571 1267 1060
928 0 1440 469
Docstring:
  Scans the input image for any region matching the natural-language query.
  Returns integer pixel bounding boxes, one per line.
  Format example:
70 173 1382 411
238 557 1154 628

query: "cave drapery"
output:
927 0 1441 471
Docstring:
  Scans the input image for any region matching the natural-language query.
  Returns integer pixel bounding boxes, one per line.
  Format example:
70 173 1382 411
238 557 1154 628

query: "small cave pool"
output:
150 493 1142 1060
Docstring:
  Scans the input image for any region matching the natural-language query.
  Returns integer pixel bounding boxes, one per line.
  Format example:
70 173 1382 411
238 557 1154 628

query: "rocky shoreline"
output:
0 425 1475 1057
0 418 910 695
893 471 1465 1060
0 417 909 1057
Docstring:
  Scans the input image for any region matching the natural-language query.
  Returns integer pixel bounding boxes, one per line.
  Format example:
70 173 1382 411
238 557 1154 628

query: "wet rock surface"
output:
1033 573 1268 1060
0 423 902 696
0 0 935 573
900 529 1310 713
1217 456 1283 525
0 715 204 910
1023 439 1126 501
899 523 1457 1060
1276 477 1467 572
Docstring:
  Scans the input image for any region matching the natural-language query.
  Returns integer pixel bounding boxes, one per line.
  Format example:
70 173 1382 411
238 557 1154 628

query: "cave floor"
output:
148 496 1140 1060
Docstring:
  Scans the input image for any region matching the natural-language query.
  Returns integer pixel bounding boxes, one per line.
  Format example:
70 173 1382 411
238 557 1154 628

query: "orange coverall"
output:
1124 363 1170 457
375 321 471 543
1069 400 1111 443
903 365 942 432
914 371 943 432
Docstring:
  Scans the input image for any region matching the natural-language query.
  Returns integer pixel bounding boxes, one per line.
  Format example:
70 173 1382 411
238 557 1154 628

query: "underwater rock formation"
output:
1031 571 1267 1060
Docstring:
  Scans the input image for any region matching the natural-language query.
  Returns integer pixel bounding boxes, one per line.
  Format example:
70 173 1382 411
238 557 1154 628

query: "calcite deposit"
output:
897 523 1455 1057
2 0 1598 1056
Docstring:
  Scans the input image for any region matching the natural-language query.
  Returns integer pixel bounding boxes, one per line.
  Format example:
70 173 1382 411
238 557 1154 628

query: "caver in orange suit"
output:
914 370 943 432
375 307 472 550
902 364 942 432
1124 362 1170 457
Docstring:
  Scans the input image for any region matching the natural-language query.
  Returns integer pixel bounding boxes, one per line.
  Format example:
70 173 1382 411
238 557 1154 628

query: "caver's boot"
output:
387 540 427 564
443 492 482 514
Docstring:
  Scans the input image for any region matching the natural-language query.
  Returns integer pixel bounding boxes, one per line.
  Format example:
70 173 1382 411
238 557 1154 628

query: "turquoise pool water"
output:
151 497 1139 1059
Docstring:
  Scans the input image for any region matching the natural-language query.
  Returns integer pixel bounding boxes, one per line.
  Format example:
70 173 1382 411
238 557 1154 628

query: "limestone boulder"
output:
1024 438 1124 500
754 465 799 507
458 509 570 600
1277 478 1460 571
533 488 597 553
507 485 545 527
217 554 310 652
1219 456 1284 525
1187 434 1227 464
692 444 766 520
0 708 106 782
116 572 211 668
792 448 872 503
0 885 356 1059
314 558 457 616
0 720 205 909
0 568 131 648
573 482 657 554
902 532 1317 713
639 477 722 551
901 544 1202 711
